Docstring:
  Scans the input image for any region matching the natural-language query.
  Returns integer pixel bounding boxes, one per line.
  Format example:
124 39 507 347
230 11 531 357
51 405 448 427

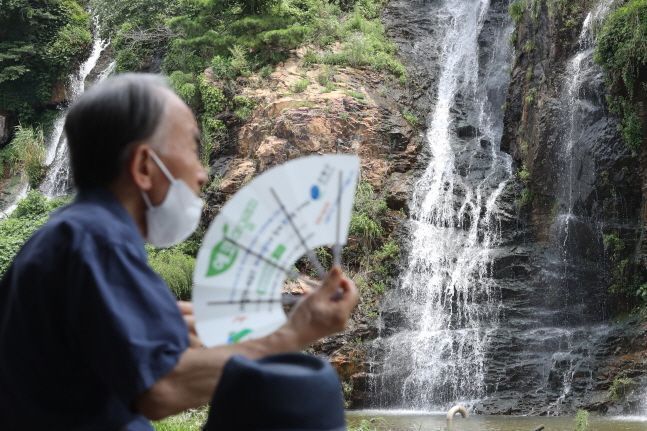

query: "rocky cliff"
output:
200 47 423 407
496 0 647 415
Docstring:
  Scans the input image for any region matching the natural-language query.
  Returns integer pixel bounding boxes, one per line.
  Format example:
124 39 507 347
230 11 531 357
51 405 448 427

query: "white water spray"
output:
41 24 113 197
377 0 513 409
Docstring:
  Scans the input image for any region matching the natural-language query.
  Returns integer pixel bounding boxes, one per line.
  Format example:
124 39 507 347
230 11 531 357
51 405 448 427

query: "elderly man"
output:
0 74 358 430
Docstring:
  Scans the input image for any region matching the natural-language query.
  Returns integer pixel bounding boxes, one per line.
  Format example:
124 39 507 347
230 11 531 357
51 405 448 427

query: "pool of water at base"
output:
346 410 647 431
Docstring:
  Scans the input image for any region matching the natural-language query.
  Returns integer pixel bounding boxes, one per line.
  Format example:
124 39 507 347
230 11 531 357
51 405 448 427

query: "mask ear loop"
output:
142 150 176 209
148 150 176 183
141 190 154 209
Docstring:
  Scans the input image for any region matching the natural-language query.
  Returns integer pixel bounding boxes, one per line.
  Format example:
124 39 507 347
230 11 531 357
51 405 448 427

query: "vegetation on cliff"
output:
596 0 647 151
0 191 68 275
0 0 92 123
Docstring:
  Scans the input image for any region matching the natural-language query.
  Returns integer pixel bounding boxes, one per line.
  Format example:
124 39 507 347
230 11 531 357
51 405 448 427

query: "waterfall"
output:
543 0 617 415
375 0 513 409
41 23 114 198
558 0 615 250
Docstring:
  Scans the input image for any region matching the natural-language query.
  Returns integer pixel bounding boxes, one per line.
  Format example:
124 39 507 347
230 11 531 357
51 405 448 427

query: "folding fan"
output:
193 154 360 347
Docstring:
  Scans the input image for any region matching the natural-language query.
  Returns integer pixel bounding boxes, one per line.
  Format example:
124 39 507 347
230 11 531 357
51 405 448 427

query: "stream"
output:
347 411 647 431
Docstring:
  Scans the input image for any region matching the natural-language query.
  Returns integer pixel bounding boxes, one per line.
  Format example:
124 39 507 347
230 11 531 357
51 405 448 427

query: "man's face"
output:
146 90 208 206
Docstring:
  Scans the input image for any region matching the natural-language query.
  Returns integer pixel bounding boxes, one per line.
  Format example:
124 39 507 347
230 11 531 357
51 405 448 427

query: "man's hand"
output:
177 301 203 348
283 266 359 348
137 268 357 420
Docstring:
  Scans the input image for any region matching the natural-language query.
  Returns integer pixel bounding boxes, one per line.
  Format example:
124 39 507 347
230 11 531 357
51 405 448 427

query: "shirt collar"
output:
75 188 145 245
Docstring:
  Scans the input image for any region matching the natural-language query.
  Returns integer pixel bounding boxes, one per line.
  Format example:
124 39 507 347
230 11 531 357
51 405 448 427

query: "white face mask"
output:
141 151 204 248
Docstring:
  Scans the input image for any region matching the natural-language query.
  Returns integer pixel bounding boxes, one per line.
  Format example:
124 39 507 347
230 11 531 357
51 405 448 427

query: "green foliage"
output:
525 87 538 105
595 0 647 150
316 66 335 87
200 78 226 116
201 117 227 157
603 233 625 256
349 181 387 247
402 110 419 127
348 418 386 431
1 126 47 188
0 0 92 117
350 213 383 244
509 0 526 25
518 165 531 183
575 409 590 431
233 95 256 121
0 191 68 276
608 375 635 401
148 248 196 300
523 40 535 53
518 187 534 208
547 0 587 29
604 231 646 301
210 56 235 80
153 407 207 431
169 71 199 109
311 5 406 79
345 89 365 100
292 78 310 93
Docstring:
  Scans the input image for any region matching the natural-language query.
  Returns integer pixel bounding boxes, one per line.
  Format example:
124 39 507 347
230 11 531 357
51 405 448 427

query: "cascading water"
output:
41 23 114 197
374 0 513 410
542 0 617 415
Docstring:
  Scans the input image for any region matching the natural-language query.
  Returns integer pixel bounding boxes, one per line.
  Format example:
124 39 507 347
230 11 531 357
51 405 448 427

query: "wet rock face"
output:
0 114 10 147
370 0 647 416
487 1 647 416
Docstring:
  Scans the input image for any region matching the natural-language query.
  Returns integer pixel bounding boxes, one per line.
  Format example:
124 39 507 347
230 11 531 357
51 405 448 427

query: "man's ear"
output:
130 144 154 191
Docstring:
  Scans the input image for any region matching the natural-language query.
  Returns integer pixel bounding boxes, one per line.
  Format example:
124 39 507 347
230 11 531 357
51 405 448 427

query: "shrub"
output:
229 45 251 77
232 95 256 122
168 71 198 109
509 0 526 25
595 0 647 150
575 409 589 431
0 191 67 276
518 187 533 208
292 78 310 93
402 110 419 127
1 125 47 187
199 78 226 115
349 213 383 244
345 89 365 100
608 375 635 401
148 248 195 300
317 66 334 86
153 407 208 431
518 165 531 183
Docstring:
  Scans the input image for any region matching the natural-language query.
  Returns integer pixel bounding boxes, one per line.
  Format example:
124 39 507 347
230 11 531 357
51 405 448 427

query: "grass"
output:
148 248 196 300
153 407 208 431
292 78 310 93
0 125 46 188
402 110 419 127
345 89 365 100
575 409 589 431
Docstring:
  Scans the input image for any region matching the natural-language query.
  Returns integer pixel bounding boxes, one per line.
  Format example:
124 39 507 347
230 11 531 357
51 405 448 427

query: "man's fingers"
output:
320 266 342 294
177 301 193 315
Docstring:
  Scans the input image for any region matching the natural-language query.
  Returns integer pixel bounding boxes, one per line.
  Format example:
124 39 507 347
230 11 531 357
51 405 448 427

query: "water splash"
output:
41 23 113 197
375 0 513 409
547 0 617 414
559 0 615 250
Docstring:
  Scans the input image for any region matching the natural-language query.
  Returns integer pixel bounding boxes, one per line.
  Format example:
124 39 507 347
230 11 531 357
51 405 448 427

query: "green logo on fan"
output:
206 199 259 277
228 328 252 344
206 225 238 277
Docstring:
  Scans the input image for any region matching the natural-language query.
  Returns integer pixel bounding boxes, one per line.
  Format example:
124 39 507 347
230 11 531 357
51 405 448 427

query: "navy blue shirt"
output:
0 189 189 430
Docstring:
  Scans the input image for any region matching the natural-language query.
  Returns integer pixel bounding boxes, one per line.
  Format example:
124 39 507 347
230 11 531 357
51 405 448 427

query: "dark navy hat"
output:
203 353 346 431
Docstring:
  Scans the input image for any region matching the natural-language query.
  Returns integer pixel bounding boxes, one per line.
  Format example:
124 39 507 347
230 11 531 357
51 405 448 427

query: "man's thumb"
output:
321 266 342 293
